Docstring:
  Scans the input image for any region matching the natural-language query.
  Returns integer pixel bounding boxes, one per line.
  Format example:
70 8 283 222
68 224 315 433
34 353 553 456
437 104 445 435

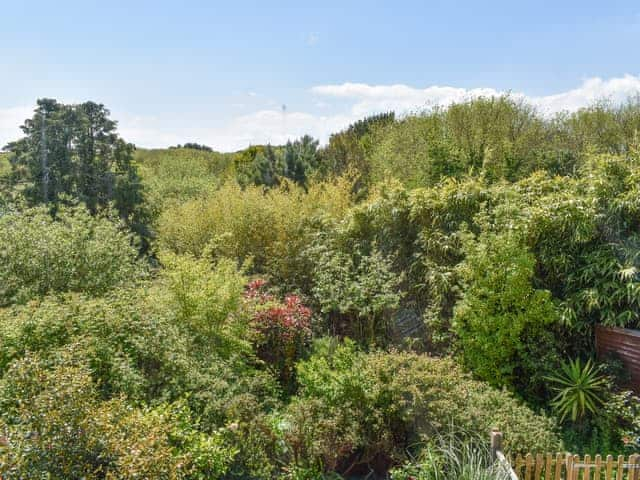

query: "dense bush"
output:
0 349 235 479
367 96 576 188
135 147 234 208
283 340 561 475
0 262 280 426
306 236 402 345
0 204 141 306
453 230 562 400
158 179 353 284
0 265 283 477
159 252 251 357
245 279 312 386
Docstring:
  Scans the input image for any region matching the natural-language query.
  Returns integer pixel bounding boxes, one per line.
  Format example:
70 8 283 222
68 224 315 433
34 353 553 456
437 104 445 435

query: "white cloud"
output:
306 33 319 46
115 109 352 152
2 75 640 152
532 75 640 113
311 75 640 118
0 106 31 147
209 74 640 150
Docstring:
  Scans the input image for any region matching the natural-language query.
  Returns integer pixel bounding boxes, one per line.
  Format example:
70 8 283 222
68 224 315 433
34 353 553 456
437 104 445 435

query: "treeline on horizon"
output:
1 95 640 479
159 94 640 191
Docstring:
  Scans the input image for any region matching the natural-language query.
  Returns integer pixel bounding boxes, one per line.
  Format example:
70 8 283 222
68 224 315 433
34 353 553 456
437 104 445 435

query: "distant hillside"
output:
134 147 236 206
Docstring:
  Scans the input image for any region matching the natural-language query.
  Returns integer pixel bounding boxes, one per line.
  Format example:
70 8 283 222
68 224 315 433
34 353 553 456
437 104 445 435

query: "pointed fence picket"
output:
491 431 640 480
511 453 640 480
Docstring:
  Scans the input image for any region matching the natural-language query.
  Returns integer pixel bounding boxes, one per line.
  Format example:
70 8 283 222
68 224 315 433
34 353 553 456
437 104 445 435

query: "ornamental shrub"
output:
0 282 280 433
306 237 402 346
159 252 250 358
245 279 312 386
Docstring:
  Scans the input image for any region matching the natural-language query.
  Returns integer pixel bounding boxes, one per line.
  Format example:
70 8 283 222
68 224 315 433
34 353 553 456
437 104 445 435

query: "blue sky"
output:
1 0 640 150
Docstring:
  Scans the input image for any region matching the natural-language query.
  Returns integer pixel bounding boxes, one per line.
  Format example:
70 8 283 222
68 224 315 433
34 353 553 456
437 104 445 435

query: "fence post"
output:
491 429 503 462
630 454 639 480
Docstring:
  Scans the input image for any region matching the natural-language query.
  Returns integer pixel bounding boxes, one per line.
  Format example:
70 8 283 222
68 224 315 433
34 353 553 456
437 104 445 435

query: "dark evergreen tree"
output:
283 134 319 186
4 99 151 246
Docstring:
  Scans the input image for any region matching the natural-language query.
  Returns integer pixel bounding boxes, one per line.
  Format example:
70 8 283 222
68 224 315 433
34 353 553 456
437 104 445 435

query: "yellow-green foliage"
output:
367 96 575 188
0 204 141 306
0 349 235 479
158 178 354 282
159 252 250 356
135 148 235 208
0 152 10 177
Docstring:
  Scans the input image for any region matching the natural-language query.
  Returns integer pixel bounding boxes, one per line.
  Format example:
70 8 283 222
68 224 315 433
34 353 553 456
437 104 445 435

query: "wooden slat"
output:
628 455 638 480
568 454 575 480
535 453 544 480
555 453 564 480
594 454 602 480
606 455 614 480
525 453 533 480
617 456 625 480
584 454 592 480
545 453 553 480
575 455 582 480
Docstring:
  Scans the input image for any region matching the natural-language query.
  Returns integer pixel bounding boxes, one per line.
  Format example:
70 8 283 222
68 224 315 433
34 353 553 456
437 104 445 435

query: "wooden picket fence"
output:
491 431 640 480
513 453 640 480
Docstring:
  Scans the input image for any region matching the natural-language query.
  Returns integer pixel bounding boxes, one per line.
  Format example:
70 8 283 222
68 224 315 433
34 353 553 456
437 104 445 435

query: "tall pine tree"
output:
5 99 151 246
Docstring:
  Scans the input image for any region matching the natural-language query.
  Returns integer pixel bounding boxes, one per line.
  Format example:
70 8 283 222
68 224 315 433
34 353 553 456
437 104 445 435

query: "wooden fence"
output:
513 453 640 480
491 431 640 480
596 325 640 393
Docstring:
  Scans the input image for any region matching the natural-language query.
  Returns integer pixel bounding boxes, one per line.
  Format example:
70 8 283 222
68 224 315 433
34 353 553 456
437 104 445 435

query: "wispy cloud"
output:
2 75 640 152
306 33 319 46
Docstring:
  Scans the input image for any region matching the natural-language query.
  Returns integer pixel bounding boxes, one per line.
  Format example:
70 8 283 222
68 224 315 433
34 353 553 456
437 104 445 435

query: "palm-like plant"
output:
546 358 607 422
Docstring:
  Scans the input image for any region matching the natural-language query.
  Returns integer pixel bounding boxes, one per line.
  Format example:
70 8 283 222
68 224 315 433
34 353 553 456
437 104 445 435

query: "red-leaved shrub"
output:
245 280 311 386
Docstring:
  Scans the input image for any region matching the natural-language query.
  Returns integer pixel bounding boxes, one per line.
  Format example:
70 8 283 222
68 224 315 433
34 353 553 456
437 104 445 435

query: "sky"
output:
1 0 640 151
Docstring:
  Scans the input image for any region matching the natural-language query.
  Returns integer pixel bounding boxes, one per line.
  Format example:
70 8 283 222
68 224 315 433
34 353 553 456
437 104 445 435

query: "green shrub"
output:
453 230 562 400
310 178 489 351
0 204 141 305
306 237 402 346
135 147 234 208
284 340 561 475
368 96 572 188
0 279 280 431
0 349 235 479
159 252 250 357
0 289 195 402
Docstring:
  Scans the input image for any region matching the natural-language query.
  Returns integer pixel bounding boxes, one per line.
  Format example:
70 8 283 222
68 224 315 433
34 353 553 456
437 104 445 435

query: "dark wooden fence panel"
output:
596 325 640 392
